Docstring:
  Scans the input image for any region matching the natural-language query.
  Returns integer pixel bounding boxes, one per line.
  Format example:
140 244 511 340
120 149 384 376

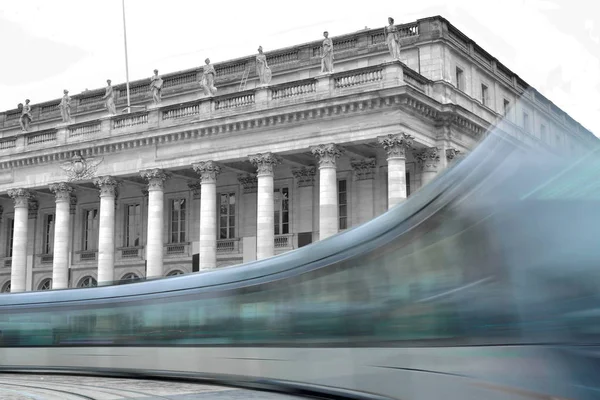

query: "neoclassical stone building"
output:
0 16 596 292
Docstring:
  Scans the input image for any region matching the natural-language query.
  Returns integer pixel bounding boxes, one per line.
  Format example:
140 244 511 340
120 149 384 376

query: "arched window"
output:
38 278 52 291
121 272 139 280
78 276 97 288
1 281 10 293
166 270 184 277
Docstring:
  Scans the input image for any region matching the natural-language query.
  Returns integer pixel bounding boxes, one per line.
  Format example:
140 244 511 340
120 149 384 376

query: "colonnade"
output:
5 134 450 292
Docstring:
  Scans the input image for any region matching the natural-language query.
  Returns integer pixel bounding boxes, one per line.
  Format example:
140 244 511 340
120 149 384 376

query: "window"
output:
455 67 464 91
541 124 547 142
6 217 14 258
121 272 139 281
481 84 489 106
274 188 289 235
338 179 348 230
38 278 51 291
124 203 141 247
503 99 510 116
78 276 97 288
170 198 186 243
1 281 10 293
523 112 530 132
218 193 235 239
43 213 55 255
83 208 99 251
406 171 411 197
167 270 184 276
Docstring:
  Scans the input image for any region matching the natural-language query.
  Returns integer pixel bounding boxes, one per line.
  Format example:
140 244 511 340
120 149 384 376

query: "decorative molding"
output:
237 174 258 194
49 182 74 202
249 153 281 176
93 176 118 197
192 160 221 183
187 181 201 199
59 151 104 182
350 158 376 180
311 143 343 168
291 167 316 187
140 168 169 191
414 147 441 172
377 133 414 158
8 188 33 208
446 147 461 161
28 199 39 219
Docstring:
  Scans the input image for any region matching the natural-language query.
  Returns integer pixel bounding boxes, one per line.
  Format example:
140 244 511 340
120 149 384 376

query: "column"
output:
378 133 414 209
414 147 441 187
141 169 168 278
7 189 32 293
49 183 73 289
311 144 342 240
249 153 280 260
93 176 118 285
192 161 220 270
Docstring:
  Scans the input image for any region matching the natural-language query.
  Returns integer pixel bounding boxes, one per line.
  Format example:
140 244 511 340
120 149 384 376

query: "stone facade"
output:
0 16 595 291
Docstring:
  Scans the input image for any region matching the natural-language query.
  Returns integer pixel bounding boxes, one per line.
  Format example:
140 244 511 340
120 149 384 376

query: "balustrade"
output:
79 251 97 262
120 248 140 258
0 139 16 150
27 129 57 145
163 71 198 89
334 67 384 88
215 93 255 110
112 112 149 129
40 102 60 115
267 51 298 66
162 102 201 120
165 243 186 256
68 121 101 138
271 80 316 100
274 234 293 249
216 62 247 77
217 238 240 254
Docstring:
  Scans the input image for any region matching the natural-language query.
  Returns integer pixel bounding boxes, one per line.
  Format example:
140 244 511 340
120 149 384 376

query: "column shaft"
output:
11 204 28 292
53 200 70 289
199 181 217 269
256 173 274 259
319 166 338 239
141 169 168 278
94 177 117 285
388 157 407 209
193 161 221 271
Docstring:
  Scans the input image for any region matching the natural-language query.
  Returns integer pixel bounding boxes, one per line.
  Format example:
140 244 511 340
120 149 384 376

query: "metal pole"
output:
122 0 131 114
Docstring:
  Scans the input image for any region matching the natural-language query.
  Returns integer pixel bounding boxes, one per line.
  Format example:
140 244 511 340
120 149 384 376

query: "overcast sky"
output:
0 0 598 135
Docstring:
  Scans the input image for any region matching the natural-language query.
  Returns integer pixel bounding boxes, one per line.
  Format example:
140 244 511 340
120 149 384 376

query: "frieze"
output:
350 158 377 180
377 133 414 158
237 174 258 194
192 161 221 183
249 153 281 176
311 144 343 168
291 167 316 187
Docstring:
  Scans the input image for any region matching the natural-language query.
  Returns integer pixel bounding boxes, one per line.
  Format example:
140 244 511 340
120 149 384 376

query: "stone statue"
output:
321 31 334 73
385 17 402 60
150 69 163 104
19 99 32 132
200 58 217 96
59 90 72 123
256 46 272 86
103 79 117 115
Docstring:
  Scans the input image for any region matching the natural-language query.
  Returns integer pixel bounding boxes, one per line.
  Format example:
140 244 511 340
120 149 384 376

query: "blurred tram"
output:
1 132 600 400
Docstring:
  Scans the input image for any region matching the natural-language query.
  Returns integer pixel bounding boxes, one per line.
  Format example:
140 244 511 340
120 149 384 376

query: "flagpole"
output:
122 0 131 114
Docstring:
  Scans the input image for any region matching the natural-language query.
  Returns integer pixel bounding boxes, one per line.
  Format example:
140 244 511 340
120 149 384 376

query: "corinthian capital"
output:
311 143 343 168
140 168 169 191
377 133 414 159
414 147 441 172
192 160 221 183
93 176 119 197
237 174 258 193
8 188 33 208
350 158 376 180
49 182 74 202
446 148 461 161
249 153 281 176
291 167 317 187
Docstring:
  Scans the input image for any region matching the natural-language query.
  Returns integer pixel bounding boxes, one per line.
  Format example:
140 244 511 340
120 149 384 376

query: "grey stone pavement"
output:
0 374 303 399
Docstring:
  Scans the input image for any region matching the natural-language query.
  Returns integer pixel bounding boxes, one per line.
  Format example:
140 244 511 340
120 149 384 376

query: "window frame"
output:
123 202 142 248
168 196 188 244
337 177 349 231
455 66 465 92
217 189 238 240
481 83 489 107
81 207 100 251
41 212 55 255
274 186 291 236
5 215 14 258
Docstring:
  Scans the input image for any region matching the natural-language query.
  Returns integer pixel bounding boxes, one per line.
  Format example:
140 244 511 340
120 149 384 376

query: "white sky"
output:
0 0 598 135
